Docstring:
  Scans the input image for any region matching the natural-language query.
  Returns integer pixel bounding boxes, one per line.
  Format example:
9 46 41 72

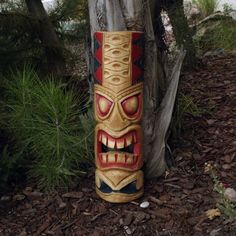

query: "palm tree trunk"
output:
88 0 185 178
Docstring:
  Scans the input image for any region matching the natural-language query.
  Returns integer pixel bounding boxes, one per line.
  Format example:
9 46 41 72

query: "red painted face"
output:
94 83 143 171
94 31 144 172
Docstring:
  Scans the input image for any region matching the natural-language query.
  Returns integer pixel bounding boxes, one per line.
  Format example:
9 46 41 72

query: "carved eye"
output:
122 95 139 116
96 94 113 117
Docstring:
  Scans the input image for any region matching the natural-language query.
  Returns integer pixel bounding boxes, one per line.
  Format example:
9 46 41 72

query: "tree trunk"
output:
88 0 185 178
162 0 197 68
25 0 66 76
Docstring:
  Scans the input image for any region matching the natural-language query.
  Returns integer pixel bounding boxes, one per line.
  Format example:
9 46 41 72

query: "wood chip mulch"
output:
0 53 236 236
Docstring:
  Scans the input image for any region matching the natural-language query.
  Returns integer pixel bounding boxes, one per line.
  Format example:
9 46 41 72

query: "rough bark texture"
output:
25 0 66 76
162 0 197 68
88 0 185 178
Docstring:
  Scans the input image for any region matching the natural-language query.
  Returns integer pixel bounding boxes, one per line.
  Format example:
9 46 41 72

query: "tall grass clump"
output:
171 92 204 137
194 19 236 54
193 0 219 18
0 67 93 190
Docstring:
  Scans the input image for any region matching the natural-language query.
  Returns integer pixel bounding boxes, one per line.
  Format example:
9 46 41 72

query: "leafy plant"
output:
205 163 236 221
0 145 25 189
0 0 87 74
193 0 219 18
223 3 233 14
0 67 93 190
52 0 87 22
0 1 44 73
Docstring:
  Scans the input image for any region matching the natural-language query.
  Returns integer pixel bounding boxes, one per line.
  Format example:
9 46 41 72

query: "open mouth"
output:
96 129 142 170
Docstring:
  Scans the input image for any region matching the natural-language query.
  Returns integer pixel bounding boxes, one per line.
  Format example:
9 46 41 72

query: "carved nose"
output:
104 103 129 131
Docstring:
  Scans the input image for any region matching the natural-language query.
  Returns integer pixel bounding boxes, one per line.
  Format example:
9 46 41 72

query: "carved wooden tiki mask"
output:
93 31 144 203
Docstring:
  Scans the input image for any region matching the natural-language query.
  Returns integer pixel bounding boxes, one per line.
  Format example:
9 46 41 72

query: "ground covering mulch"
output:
0 53 236 236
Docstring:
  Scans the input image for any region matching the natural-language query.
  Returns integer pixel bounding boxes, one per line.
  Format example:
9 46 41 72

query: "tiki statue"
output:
93 31 144 203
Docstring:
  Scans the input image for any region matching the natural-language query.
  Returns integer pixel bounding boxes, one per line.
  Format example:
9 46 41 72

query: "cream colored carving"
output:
103 32 132 93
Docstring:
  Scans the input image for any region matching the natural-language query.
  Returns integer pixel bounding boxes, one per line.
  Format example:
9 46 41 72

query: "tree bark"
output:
162 0 197 68
88 0 185 178
25 0 66 76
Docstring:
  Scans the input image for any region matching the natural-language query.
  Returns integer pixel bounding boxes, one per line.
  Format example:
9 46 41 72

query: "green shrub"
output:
194 19 236 54
0 0 88 74
223 3 233 14
0 2 44 73
0 145 25 189
0 67 93 190
193 0 219 18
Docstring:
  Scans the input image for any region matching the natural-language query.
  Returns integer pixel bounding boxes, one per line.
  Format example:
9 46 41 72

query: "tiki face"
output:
93 31 144 202
94 83 143 171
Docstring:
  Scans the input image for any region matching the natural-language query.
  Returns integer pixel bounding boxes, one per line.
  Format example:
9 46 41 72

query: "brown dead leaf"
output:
23 191 43 199
193 153 202 161
224 155 233 163
206 208 221 220
149 196 163 205
123 213 133 226
19 230 27 236
222 164 231 170
159 195 171 202
62 192 84 199
206 119 216 125
13 194 25 201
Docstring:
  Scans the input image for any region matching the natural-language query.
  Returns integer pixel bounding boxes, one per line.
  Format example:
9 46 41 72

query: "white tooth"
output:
125 135 132 147
109 153 115 163
102 134 107 145
116 154 121 163
108 139 115 149
133 133 137 143
117 139 124 149
117 154 125 163
102 154 106 163
126 155 133 164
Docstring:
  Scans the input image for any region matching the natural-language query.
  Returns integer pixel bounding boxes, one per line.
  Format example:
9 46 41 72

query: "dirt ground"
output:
0 53 236 236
